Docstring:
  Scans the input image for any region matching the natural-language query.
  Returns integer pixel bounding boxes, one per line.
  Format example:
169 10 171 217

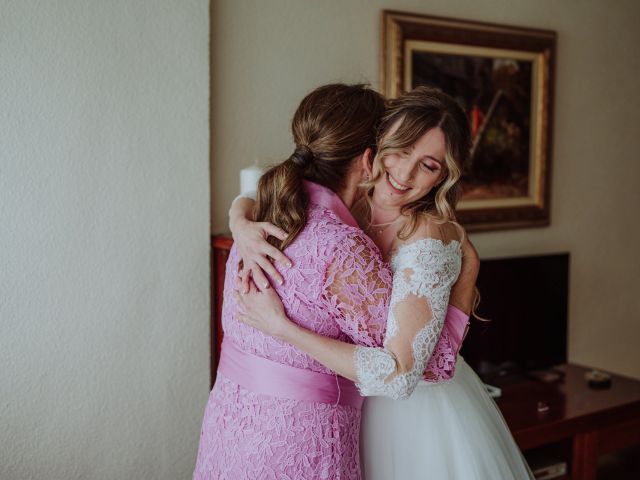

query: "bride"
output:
233 86 533 479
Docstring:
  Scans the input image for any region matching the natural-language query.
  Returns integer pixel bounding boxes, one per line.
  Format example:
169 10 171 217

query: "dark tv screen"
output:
460 253 569 380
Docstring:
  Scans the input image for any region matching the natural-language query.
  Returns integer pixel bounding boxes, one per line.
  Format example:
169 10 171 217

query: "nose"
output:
396 164 416 183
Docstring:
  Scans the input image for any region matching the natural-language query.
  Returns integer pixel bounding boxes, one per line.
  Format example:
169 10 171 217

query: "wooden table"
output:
495 364 640 479
211 234 640 479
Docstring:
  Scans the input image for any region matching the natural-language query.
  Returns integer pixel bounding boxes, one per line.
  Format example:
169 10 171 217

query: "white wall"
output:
1 1 210 479
211 0 640 379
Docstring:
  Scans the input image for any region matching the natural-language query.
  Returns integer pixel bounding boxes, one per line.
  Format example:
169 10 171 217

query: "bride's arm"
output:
228 193 291 291
354 236 461 398
449 233 480 315
231 193 478 305
228 195 257 235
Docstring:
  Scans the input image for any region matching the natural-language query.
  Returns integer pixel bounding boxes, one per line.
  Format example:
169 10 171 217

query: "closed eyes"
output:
421 162 439 173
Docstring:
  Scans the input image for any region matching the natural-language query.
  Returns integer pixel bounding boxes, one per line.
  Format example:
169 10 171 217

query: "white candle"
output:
240 166 264 195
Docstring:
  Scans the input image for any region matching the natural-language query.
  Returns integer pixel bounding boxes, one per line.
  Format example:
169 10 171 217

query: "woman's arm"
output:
235 232 389 381
237 231 471 398
229 195 257 234
228 194 291 291
353 240 460 398
236 285 361 379
232 192 476 305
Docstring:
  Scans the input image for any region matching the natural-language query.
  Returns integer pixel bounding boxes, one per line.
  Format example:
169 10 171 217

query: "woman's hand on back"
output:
234 279 293 340
231 216 292 293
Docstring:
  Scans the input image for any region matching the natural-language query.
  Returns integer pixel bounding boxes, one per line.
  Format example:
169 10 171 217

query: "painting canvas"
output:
382 11 556 231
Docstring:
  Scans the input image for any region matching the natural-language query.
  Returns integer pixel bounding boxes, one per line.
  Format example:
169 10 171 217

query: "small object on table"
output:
537 401 550 414
585 369 612 389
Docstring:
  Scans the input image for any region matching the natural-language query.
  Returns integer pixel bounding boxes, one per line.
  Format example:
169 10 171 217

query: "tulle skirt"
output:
361 357 534 479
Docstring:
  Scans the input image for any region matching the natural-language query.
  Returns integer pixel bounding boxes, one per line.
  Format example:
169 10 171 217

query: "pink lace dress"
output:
193 182 391 480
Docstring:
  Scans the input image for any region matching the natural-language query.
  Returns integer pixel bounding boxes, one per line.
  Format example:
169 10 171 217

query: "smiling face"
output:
361 86 470 239
371 122 447 211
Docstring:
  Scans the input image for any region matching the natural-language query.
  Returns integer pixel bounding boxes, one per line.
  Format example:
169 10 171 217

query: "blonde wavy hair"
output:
363 86 471 240
363 86 485 318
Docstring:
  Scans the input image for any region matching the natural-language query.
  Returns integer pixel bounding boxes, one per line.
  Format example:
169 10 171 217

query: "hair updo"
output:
255 83 385 249
290 145 314 168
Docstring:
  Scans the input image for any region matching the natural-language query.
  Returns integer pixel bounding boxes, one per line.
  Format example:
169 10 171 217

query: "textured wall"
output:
1 1 210 479
211 0 640 379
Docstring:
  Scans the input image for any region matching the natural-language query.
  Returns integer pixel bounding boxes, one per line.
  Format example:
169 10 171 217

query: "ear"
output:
360 147 374 178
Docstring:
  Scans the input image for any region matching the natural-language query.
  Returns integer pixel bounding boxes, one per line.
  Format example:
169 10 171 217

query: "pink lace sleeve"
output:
322 232 392 348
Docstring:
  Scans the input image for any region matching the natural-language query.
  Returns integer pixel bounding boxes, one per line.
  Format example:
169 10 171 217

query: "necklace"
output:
367 215 403 235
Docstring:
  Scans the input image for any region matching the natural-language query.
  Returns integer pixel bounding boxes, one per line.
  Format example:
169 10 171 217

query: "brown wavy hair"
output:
255 84 385 249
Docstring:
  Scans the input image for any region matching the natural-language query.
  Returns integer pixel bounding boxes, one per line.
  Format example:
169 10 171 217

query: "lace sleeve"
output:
323 233 392 349
354 238 462 399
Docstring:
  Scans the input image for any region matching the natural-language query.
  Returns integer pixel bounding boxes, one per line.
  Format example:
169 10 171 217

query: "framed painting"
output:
381 11 556 231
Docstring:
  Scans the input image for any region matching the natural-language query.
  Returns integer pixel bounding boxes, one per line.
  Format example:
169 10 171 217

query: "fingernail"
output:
263 283 270 289
287 262 293 268
277 278 283 285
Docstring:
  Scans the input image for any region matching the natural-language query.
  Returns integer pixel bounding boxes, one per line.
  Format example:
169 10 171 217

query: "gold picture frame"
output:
381 11 556 232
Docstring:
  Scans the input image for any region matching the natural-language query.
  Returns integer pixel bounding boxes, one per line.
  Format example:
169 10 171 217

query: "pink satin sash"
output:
444 304 470 356
218 339 364 410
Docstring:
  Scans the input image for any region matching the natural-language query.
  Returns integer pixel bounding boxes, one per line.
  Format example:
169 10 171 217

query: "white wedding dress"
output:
354 238 533 480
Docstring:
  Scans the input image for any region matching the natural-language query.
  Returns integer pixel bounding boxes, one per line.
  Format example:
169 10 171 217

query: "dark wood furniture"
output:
495 364 640 479
210 234 233 387
210 234 640 479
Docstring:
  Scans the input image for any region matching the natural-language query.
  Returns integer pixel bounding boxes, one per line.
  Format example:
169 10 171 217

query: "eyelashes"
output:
391 151 441 174
421 163 439 173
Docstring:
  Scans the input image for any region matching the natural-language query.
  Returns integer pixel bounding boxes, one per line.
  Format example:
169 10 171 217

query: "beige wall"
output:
1 1 209 478
211 0 640 379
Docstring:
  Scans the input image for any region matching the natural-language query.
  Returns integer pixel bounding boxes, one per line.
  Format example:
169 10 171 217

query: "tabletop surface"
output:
495 363 640 435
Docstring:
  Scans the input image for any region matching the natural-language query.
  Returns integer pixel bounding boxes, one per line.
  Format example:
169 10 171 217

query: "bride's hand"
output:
232 216 292 293
234 279 292 339
450 234 480 315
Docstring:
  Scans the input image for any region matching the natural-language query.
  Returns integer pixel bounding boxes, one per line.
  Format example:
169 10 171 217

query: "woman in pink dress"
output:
193 84 393 480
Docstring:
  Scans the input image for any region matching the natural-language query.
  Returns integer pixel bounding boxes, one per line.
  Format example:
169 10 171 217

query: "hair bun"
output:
291 145 314 167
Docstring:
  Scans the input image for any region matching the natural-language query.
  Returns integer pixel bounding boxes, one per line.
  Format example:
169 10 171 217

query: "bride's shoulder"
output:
389 216 463 267
406 215 463 246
